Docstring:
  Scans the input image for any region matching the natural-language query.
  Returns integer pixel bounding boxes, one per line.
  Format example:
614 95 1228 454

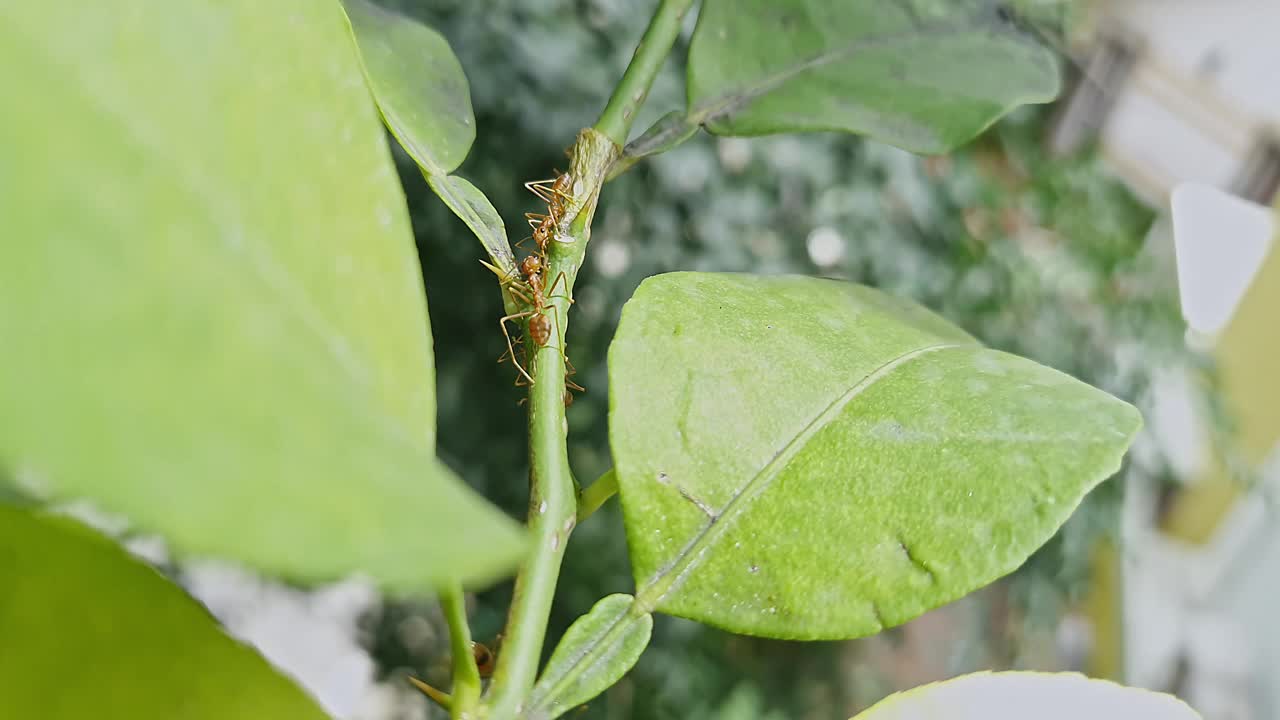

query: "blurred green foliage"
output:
360 2 1200 718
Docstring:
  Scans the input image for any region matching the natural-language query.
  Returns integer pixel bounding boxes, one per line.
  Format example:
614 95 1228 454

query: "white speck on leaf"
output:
973 353 1008 376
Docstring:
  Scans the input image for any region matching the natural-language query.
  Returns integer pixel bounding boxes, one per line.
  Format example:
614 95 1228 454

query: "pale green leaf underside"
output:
687 0 1061 153
852 672 1200 719
0 0 523 591
609 274 1140 639
0 506 332 720
342 0 515 274
529 594 653 719
427 173 515 276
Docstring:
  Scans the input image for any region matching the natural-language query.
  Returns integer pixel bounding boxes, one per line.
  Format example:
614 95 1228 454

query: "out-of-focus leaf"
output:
686 0 1061 153
529 594 653 719
0 505 332 720
851 672 1200 719
0 0 523 591
608 273 1140 638
342 0 514 274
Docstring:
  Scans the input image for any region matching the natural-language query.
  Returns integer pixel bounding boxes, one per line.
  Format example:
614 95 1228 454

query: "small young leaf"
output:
851 672 1200 720
0 0 523 591
609 273 1140 639
0 506 332 720
606 111 703 182
342 0 515 271
529 594 653 719
626 111 702 161
686 0 1061 153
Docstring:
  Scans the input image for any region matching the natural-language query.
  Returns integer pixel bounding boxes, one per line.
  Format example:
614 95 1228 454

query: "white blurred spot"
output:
50 500 130 535
124 534 170 565
1171 183 1274 336
595 239 630 278
183 562 379 719
717 137 752 173
806 226 845 267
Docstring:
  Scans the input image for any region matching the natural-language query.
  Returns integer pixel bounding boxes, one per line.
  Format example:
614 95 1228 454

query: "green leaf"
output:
0 0 522 591
342 0 515 275
0 505 332 720
342 0 474 175
686 0 1061 153
609 273 1140 639
625 111 701 162
427 173 515 276
529 594 653 719
851 672 1200 719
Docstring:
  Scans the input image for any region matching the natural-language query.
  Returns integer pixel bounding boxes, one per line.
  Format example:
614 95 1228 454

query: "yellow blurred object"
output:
1083 539 1124 680
1162 207 1280 543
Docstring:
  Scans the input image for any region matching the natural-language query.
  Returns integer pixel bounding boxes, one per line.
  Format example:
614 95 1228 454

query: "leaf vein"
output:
635 343 964 610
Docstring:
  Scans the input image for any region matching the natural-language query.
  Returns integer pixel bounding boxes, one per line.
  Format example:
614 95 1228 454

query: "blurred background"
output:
152 1 1280 718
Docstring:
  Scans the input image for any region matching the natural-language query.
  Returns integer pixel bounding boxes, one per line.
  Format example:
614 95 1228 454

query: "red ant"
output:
517 172 574 257
482 253 570 387
483 170 582 395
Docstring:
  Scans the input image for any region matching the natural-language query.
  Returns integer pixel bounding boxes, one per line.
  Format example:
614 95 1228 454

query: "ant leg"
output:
562 345 586 393
524 179 557 204
548 309 573 373
506 282 535 307
545 271 574 304
499 311 535 385
514 347 530 388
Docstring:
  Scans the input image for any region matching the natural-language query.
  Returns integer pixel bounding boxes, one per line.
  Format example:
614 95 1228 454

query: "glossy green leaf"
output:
427 173 515 276
342 0 474 175
851 672 1200 720
0 0 522 591
609 273 1140 639
342 0 515 275
686 0 1061 153
0 506 332 720
529 594 653 719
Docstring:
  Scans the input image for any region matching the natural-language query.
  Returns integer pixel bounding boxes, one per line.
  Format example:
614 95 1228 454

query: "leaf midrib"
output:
690 15 1052 125
633 342 964 610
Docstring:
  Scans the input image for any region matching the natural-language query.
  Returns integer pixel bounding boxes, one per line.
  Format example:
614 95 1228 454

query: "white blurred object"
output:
1145 365 1211 480
1170 182 1274 336
1184 612 1254 720
183 562 380 719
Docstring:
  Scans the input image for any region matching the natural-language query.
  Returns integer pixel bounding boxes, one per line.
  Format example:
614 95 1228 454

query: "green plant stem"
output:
593 0 696 147
439 584 481 720
577 469 619 522
485 129 619 720
486 2 683 708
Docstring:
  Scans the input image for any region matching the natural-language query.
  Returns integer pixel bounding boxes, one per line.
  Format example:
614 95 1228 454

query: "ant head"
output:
520 254 544 277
